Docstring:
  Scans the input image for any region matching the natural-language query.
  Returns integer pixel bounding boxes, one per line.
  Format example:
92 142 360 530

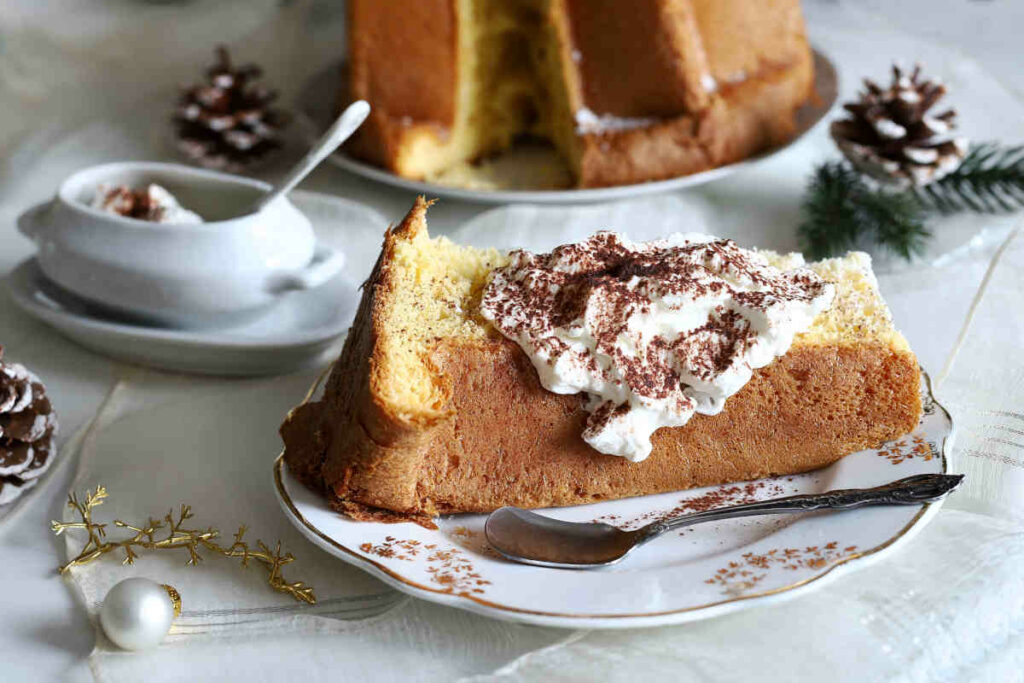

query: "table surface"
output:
1 1 1022 681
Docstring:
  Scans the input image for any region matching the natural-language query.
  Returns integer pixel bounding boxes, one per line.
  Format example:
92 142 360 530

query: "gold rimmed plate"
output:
273 372 952 629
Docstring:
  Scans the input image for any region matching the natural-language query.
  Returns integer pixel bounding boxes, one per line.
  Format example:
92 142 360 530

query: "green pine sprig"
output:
800 142 1024 261
799 162 929 261
913 143 1024 214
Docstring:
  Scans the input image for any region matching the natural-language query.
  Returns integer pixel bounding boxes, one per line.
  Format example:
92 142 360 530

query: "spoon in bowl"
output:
251 99 371 214
484 473 963 569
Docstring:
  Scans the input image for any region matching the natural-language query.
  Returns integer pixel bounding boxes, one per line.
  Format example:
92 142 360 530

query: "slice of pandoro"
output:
281 198 920 526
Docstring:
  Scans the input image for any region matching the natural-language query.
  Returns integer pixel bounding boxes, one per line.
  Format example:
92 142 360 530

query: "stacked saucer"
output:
10 162 386 376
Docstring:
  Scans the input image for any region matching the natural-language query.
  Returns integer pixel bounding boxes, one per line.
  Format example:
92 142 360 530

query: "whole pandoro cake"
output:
345 0 816 188
281 199 922 527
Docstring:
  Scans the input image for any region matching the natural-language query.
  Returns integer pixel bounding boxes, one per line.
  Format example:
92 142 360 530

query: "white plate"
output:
274 373 953 629
6 192 387 376
299 49 837 204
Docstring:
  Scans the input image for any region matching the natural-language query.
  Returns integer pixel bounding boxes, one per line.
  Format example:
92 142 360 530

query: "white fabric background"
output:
1 1 1023 681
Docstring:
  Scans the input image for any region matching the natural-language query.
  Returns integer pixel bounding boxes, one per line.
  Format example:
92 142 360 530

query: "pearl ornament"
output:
99 578 180 651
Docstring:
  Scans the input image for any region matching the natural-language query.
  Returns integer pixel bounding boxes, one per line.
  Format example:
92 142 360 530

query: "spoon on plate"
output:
252 99 371 213
484 473 963 569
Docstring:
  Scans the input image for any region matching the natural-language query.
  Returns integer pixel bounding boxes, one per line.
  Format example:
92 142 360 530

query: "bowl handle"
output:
16 201 53 241
266 244 346 294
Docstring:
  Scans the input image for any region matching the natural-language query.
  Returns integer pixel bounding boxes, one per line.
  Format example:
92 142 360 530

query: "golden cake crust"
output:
572 34 814 187
559 0 710 117
345 0 458 173
281 199 922 523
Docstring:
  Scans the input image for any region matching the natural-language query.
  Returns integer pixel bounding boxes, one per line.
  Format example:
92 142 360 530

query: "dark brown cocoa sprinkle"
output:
480 232 832 445
96 185 168 222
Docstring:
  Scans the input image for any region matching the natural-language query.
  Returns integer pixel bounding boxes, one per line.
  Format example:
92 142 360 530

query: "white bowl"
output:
17 161 345 328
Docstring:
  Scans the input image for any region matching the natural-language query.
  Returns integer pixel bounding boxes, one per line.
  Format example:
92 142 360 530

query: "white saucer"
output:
6 191 387 376
299 49 837 204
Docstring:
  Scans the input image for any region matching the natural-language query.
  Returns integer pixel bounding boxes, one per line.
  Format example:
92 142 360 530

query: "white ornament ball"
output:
99 578 179 651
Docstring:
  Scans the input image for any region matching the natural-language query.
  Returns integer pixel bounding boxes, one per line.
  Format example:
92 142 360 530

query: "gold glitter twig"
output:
51 486 316 604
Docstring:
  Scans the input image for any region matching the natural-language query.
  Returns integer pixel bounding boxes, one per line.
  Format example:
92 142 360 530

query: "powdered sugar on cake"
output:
480 232 835 462
574 108 659 135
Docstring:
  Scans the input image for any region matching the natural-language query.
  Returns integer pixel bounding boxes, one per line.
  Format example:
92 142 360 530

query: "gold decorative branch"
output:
52 486 316 605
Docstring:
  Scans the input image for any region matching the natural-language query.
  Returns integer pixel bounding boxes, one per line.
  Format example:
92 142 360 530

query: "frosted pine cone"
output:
831 64 968 188
173 46 288 173
0 349 58 505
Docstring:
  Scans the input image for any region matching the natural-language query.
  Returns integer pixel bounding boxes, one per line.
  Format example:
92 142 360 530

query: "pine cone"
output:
0 348 58 506
173 46 287 173
831 64 968 188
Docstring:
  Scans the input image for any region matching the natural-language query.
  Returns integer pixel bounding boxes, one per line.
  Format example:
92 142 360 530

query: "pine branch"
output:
856 188 931 260
799 162 929 261
798 162 861 259
801 141 1024 260
913 142 1024 214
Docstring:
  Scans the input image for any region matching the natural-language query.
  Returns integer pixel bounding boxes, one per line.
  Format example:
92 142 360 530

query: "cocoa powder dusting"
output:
480 231 835 459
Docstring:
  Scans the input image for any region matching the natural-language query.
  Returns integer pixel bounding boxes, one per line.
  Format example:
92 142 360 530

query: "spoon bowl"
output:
486 508 641 568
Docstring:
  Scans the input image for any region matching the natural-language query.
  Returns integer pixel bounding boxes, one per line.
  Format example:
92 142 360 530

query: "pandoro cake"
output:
281 198 921 527
345 0 816 188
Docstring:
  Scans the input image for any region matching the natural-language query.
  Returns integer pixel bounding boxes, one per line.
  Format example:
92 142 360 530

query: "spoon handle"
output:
254 100 370 212
646 474 963 537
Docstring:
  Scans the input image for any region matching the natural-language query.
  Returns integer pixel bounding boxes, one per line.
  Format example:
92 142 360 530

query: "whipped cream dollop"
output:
480 232 835 462
91 183 203 224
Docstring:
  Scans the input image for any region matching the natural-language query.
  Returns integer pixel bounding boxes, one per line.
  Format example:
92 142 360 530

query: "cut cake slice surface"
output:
281 198 921 525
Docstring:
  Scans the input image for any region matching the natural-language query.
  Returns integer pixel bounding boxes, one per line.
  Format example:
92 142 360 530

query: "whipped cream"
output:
91 183 203 224
480 232 835 462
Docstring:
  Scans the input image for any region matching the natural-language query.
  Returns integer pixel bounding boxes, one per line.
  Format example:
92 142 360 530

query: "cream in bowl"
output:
90 183 204 224
16 161 345 328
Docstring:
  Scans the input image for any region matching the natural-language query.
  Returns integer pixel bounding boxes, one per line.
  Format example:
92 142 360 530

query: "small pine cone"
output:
173 46 288 173
831 64 968 188
0 348 58 506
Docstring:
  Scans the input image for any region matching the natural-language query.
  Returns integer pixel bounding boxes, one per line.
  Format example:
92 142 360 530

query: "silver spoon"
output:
251 99 370 213
485 473 963 569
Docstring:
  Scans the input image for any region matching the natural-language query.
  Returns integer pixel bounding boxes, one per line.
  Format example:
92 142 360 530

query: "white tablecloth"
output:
1 1 1023 681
